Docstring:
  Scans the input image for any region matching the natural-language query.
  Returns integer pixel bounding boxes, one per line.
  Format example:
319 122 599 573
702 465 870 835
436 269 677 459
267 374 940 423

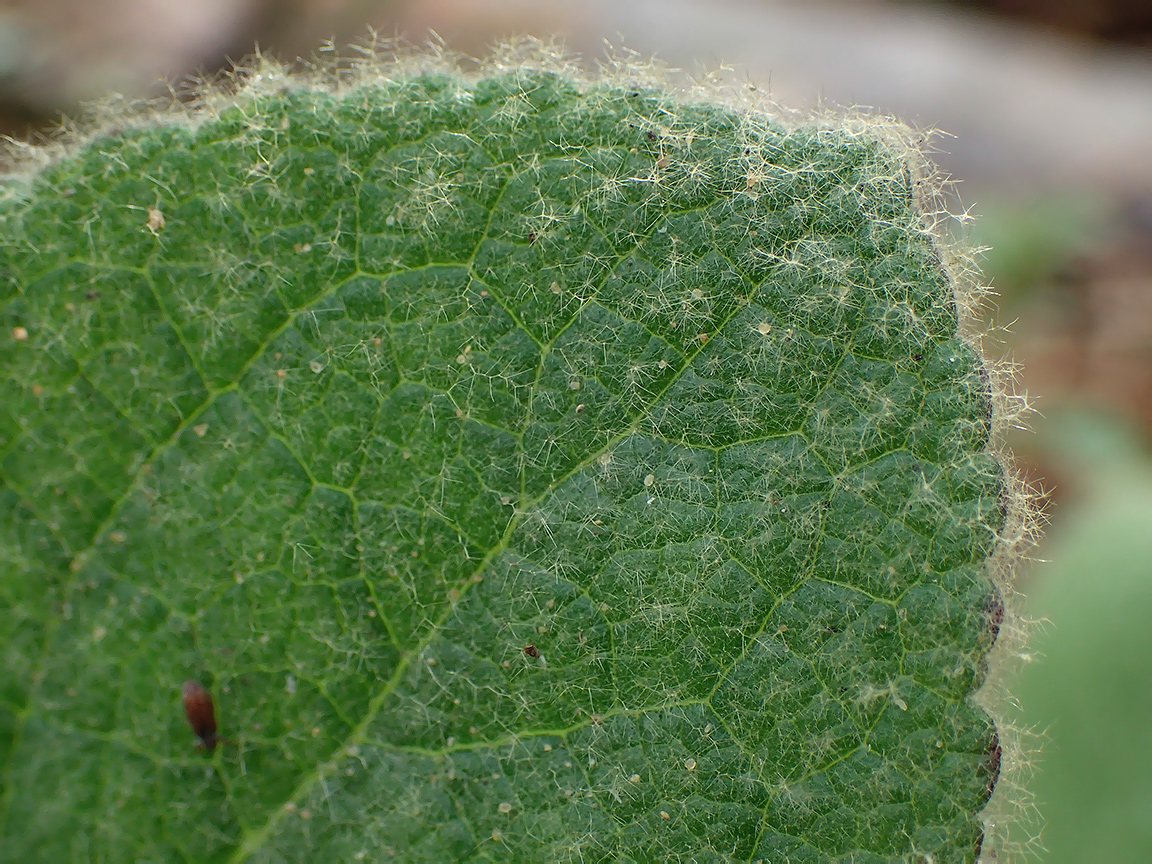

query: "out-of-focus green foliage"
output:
970 193 1108 301
1012 414 1152 863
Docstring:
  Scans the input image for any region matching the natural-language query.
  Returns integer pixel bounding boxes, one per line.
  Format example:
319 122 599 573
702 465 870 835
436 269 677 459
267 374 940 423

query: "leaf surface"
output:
0 67 1003 862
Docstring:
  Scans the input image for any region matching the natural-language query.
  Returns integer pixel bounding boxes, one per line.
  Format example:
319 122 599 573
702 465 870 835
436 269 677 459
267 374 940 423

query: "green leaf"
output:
1 60 1006 862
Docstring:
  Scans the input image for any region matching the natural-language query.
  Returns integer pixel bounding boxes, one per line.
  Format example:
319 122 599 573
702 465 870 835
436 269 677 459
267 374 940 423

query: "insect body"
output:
182 679 219 751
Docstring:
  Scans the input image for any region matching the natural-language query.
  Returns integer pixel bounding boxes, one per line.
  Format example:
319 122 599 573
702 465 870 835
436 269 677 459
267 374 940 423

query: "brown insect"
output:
182 679 219 751
523 644 540 659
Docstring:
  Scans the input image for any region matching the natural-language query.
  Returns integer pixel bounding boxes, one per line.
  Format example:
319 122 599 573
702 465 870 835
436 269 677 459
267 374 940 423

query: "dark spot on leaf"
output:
913 353 923 362
985 590 1005 645
646 131 657 141
523 644 540 659
976 363 994 426
182 679 218 752
979 732 1002 801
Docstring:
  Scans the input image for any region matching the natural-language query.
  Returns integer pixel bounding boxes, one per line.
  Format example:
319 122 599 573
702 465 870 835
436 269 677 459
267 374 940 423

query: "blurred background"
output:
2 0 1150 860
